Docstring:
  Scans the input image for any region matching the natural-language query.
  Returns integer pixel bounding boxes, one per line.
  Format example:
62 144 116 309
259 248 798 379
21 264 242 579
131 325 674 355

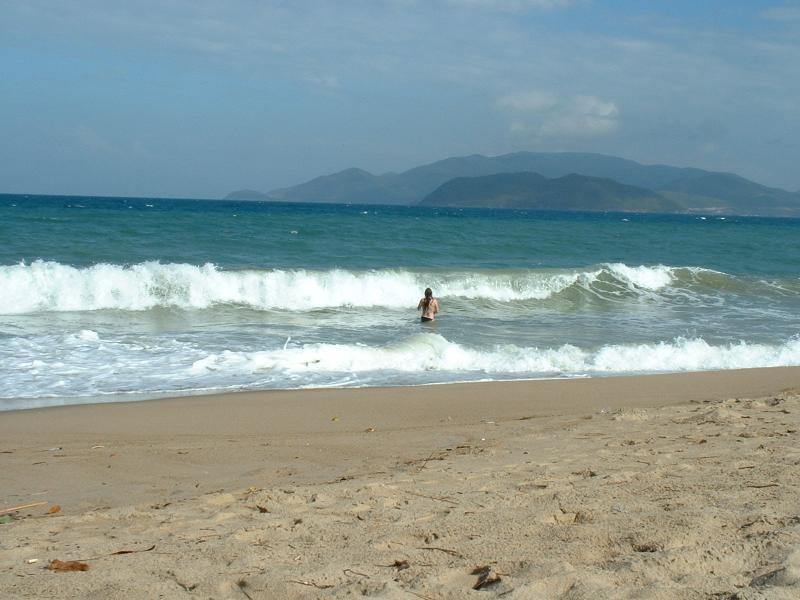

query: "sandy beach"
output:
2 368 800 598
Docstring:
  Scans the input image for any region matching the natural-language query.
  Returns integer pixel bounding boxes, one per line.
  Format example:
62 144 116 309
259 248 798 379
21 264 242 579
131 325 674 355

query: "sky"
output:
1 0 800 199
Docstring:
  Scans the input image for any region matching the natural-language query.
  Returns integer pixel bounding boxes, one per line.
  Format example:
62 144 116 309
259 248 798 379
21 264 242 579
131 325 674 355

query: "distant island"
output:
420 172 680 212
227 151 800 217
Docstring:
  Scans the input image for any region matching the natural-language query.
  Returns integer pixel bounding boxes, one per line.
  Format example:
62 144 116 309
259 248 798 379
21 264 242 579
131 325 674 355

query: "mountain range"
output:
227 152 800 216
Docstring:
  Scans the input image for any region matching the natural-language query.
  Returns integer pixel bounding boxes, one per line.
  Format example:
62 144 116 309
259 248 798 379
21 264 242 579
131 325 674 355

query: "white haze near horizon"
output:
1 0 799 198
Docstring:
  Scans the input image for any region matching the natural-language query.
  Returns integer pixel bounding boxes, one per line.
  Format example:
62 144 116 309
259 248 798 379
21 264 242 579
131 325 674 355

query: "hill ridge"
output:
226 151 800 216
420 171 681 213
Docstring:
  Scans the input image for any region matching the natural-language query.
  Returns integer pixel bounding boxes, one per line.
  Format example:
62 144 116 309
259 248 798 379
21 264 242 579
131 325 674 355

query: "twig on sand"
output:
343 568 369 578
109 544 156 556
322 471 388 485
416 451 438 473
746 483 780 488
417 546 464 558
0 501 48 515
738 518 761 530
287 579 334 589
405 491 459 505
323 475 355 484
79 544 157 561
377 560 410 570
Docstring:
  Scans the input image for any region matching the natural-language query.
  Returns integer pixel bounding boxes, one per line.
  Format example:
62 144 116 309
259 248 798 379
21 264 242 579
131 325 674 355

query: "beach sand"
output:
2 367 800 598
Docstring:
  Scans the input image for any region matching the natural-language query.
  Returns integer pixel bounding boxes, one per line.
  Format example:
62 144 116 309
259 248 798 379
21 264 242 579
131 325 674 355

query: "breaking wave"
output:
192 333 800 376
0 260 781 314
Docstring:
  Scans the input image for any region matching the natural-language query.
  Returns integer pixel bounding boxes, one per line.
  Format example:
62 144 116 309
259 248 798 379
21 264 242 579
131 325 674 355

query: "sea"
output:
1 194 799 411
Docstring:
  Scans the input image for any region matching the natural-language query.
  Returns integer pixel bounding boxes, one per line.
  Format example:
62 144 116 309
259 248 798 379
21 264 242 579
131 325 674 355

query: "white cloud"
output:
572 95 618 118
496 91 619 139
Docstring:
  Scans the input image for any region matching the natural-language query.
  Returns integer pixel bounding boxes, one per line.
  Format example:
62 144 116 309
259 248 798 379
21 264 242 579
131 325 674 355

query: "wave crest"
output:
0 259 761 314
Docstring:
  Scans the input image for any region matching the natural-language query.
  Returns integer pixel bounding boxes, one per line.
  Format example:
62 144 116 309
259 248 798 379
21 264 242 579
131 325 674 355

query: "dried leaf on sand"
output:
47 559 89 572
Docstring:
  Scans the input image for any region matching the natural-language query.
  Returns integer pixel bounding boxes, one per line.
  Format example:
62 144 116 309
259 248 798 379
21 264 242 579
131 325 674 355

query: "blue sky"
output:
1 0 799 198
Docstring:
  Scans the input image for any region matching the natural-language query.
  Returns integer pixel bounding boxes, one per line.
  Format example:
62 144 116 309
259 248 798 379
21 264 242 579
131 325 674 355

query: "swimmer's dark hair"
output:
423 288 433 310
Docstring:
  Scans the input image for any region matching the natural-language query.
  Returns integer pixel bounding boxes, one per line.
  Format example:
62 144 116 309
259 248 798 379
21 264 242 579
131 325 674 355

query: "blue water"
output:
1 194 799 410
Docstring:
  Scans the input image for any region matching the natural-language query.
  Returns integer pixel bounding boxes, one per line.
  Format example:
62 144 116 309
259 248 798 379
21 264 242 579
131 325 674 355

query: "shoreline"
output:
4 364 800 416
0 371 723 414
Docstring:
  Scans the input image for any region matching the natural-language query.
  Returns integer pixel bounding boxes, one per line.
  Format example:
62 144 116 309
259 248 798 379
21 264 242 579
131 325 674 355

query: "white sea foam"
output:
605 263 674 290
2 332 799 407
0 260 708 314
191 334 800 376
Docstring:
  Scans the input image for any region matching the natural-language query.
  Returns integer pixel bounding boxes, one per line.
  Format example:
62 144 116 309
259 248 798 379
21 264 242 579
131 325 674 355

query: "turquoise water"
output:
1 194 799 409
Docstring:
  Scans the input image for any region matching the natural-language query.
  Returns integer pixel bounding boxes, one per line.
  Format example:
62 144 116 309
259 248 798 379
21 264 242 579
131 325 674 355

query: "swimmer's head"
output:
424 288 433 298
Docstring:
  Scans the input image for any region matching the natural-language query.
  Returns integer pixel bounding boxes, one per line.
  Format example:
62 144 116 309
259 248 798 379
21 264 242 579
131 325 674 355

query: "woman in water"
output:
417 288 439 322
